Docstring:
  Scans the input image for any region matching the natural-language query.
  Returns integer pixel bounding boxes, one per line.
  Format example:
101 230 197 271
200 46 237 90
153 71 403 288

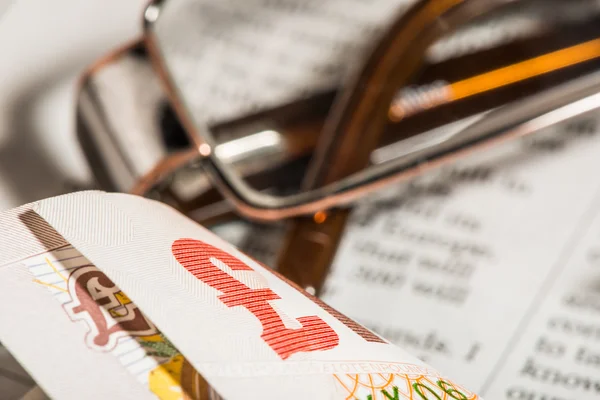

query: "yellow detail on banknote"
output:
116 291 132 305
149 354 206 400
142 334 169 343
149 354 186 400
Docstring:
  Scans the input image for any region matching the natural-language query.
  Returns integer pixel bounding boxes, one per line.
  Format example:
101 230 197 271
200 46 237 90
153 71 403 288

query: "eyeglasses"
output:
77 0 600 294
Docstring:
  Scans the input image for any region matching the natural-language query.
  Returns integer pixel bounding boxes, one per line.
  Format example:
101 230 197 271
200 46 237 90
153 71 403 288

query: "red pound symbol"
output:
172 238 339 359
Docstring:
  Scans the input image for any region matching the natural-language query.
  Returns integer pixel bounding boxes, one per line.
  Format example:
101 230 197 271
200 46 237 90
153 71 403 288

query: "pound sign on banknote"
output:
172 238 339 359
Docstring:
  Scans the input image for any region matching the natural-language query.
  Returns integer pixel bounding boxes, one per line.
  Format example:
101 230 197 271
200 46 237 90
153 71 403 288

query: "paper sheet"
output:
322 120 600 399
218 115 600 399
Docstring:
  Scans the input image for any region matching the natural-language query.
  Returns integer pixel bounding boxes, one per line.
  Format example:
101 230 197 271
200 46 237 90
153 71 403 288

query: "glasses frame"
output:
138 0 600 222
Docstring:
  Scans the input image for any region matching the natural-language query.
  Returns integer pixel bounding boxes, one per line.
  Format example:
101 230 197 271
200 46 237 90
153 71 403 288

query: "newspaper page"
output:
216 115 600 400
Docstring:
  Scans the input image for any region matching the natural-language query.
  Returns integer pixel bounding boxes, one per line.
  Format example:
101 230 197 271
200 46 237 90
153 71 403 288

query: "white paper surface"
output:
220 116 600 399
318 117 600 399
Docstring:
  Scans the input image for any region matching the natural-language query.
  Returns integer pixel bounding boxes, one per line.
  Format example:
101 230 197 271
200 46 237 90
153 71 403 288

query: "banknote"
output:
0 191 481 399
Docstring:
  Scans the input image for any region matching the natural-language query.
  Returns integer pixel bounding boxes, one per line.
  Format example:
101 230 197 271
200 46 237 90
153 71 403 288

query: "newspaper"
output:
216 116 600 400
